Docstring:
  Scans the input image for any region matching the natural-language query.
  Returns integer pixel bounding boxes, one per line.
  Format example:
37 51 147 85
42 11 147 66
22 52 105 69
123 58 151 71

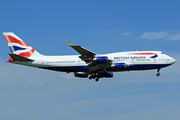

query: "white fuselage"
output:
13 51 176 72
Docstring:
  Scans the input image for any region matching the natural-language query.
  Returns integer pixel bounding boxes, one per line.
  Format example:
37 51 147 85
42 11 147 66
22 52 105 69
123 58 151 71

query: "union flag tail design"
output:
3 32 35 58
3 32 42 62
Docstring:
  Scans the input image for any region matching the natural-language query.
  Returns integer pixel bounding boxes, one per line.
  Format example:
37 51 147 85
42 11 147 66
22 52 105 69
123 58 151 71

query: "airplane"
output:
3 32 176 81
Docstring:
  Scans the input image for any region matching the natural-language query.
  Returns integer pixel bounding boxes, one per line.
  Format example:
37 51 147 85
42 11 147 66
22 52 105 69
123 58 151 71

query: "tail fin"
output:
3 32 42 62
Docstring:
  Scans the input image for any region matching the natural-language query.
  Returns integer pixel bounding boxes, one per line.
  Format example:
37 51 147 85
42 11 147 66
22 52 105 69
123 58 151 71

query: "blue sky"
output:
0 0 180 120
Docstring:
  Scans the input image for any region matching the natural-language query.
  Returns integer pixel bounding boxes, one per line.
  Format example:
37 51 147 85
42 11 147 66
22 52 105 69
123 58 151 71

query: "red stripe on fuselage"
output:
133 53 157 55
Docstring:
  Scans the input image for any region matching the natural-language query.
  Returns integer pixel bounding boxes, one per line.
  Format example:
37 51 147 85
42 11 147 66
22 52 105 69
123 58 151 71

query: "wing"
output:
66 40 96 63
66 41 113 72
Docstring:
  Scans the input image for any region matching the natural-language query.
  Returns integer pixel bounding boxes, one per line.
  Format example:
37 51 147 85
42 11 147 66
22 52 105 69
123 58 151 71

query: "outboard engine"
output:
74 72 89 78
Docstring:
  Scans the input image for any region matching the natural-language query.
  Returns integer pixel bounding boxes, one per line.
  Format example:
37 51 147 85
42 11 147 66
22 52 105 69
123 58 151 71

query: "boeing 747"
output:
3 32 176 81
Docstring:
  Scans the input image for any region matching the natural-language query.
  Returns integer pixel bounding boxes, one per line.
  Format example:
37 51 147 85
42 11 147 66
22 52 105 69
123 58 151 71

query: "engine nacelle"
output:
103 72 113 78
93 56 109 64
74 72 89 78
111 63 126 69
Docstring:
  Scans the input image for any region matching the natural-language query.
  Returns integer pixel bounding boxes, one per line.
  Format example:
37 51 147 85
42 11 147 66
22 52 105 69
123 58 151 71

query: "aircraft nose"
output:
171 58 176 64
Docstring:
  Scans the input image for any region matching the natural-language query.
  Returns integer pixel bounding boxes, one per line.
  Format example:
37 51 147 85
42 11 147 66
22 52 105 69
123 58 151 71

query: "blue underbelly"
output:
41 64 171 72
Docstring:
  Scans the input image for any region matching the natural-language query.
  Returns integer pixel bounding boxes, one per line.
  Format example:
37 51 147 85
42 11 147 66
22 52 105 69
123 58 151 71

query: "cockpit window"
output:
161 52 164 54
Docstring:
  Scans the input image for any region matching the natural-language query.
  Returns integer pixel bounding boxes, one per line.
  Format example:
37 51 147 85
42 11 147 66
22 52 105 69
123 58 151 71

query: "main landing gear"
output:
89 73 102 82
156 69 161 77
95 77 100 82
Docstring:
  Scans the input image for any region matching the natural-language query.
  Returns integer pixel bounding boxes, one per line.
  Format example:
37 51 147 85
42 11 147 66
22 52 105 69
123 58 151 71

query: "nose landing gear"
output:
156 73 160 76
156 69 161 77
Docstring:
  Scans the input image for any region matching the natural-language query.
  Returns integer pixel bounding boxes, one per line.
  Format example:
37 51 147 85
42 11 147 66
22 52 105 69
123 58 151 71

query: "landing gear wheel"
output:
93 75 97 79
156 73 160 77
89 76 93 80
95 77 99 82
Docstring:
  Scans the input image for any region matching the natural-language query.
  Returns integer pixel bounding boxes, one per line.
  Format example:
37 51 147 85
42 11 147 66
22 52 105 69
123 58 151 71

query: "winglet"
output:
65 40 76 46
65 40 96 56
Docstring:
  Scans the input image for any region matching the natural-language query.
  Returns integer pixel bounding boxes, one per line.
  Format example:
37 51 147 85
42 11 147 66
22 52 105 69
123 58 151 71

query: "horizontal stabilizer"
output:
9 53 34 61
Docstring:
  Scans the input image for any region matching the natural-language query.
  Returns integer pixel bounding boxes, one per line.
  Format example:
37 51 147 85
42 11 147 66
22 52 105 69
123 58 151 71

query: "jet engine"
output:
93 56 109 64
103 72 113 78
111 63 126 69
74 72 89 78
